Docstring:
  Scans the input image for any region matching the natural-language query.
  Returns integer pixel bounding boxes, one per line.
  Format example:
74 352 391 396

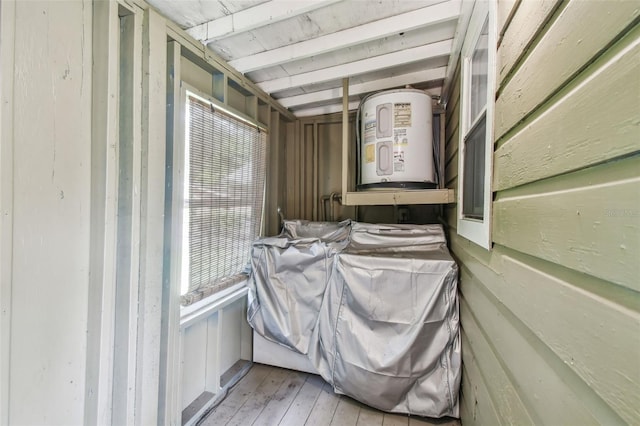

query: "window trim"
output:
184 83 268 132
457 0 497 250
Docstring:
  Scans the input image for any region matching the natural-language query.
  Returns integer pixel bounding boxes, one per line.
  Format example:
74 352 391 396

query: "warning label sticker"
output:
393 128 408 145
365 144 375 163
394 150 405 172
394 103 412 127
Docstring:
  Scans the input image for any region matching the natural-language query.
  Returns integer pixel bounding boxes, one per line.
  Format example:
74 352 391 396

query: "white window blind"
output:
182 94 266 304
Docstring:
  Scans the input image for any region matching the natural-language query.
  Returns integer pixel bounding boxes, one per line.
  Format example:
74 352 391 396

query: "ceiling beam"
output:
229 0 460 73
186 0 341 44
278 67 446 108
291 86 443 117
163 20 296 121
294 101 361 117
258 39 452 94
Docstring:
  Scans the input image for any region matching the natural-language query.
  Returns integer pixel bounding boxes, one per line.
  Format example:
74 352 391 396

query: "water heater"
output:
359 89 435 190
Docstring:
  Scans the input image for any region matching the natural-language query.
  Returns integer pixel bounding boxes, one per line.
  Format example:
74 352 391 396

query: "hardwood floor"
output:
199 363 461 426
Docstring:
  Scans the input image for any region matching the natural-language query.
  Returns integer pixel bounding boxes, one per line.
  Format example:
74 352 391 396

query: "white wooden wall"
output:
1 1 166 424
179 287 253 424
1 1 93 424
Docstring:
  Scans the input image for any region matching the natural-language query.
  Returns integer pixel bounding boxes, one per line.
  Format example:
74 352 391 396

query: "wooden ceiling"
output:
147 0 467 117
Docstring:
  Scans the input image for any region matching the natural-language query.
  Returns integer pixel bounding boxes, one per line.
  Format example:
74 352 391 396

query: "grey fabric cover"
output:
247 221 350 354
247 221 460 418
247 237 332 354
281 219 352 242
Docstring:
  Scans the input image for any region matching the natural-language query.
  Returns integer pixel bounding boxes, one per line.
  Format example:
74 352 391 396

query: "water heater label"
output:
364 120 376 143
394 103 412 127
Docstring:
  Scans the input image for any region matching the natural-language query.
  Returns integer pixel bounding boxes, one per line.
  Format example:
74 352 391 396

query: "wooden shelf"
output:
343 189 455 206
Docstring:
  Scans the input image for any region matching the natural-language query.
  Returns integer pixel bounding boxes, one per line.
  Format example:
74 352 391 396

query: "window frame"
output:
457 0 497 250
179 84 268 301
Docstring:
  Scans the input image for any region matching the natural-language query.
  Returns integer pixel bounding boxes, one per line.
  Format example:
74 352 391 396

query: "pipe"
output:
329 192 337 221
319 193 344 222
276 207 285 233
319 194 332 222
329 193 343 222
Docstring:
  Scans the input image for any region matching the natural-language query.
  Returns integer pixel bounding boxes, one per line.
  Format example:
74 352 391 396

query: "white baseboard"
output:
252 332 318 375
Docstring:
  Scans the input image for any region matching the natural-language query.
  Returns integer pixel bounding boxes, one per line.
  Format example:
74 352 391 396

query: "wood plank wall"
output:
282 114 357 225
445 1 640 424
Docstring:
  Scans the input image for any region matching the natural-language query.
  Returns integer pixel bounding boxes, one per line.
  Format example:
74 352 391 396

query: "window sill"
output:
180 279 249 329
180 274 248 306
457 216 491 250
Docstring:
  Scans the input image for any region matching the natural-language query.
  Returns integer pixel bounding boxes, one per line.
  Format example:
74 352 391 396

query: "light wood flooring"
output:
198 363 461 426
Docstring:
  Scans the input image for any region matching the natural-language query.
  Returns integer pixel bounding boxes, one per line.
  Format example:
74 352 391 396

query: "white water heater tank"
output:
359 89 435 190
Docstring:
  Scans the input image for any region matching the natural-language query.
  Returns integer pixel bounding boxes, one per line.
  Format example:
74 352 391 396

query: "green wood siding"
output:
447 1 640 424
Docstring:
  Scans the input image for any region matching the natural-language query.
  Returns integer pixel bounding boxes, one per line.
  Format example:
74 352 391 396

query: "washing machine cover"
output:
248 222 460 418
247 220 350 354
309 223 460 418
281 219 352 242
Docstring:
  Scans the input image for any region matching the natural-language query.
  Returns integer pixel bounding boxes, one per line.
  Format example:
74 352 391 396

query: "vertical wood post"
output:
86 1 120 424
341 78 350 200
159 39 184 426
0 1 16 423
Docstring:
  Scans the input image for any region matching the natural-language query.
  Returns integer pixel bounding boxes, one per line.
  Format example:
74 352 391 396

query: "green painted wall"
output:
445 1 640 424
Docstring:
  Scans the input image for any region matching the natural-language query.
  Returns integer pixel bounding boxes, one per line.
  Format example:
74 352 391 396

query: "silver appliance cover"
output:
247 221 460 418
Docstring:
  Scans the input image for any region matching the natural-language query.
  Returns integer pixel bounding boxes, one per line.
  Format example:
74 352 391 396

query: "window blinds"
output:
184 95 267 298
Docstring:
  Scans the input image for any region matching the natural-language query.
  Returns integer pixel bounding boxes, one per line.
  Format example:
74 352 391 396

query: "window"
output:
457 0 496 249
181 91 267 304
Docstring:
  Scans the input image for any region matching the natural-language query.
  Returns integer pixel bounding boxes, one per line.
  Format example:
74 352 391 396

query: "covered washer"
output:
247 220 350 354
248 222 460 418
309 223 460 417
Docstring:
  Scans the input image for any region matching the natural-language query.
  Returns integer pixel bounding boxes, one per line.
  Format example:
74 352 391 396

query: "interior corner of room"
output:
1 0 638 425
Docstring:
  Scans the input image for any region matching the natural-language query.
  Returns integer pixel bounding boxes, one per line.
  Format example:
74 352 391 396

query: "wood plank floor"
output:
199 363 461 426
